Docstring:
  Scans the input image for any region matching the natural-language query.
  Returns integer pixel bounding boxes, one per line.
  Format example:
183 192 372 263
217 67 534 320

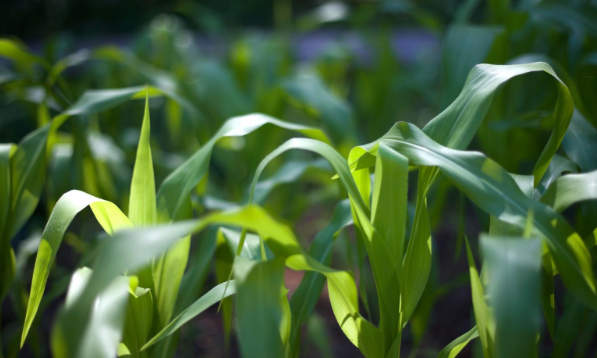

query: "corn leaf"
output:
142 280 236 350
370 144 408 351
22 190 132 346
489 174 534 236
235 257 286 358
288 199 352 355
437 326 479 358
54 267 130 358
249 158 330 204
128 93 156 226
0 144 16 302
9 125 51 239
540 170 597 213
424 62 573 186
465 239 494 358
440 25 503 107
537 154 578 195
0 39 46 67
122 285 153 358
481 235 542 358
156 113 331 223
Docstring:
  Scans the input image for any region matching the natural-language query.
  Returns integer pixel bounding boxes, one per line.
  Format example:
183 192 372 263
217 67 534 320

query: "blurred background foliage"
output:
1 0 597 357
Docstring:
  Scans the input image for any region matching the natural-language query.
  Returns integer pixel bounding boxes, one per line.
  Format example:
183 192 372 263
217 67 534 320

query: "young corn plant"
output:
19 88 334 357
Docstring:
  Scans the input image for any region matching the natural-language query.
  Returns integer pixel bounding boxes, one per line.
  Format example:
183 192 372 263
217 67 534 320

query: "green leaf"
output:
54 267 130 358
92 46 202 122
0 144 16 302
9 125 51 239
481 235 542 358
128 92 156 226
122 284 153 358
370 144 408 351
441 25 503 107
540 170 597 212
437 326 479 358
250 158 330 204
47 49 90 85
371 144 408 274
489 174 534 236
57 86 160 119
156 113 331 223
401 169 431 325
151 199 191 328
561 112 597 172
127 92 157 293
117 343 131 357
465 238 494 358
540 243 556 339
537 154 578 195
22 190 132 346
425 62 573 186
282 74 356 144
0 39 46 67
552 295 588 358
142 280 236 350
235 257 286 358
288 200 352 355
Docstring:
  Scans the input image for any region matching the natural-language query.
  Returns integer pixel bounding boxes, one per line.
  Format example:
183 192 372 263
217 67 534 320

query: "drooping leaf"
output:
351 122 597 312
0 39 46 67
156 113 331 223
22 190 132 345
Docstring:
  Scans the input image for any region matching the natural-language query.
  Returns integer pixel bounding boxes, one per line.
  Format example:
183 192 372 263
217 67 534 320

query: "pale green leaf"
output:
54 267 130 358
22 190 132 346
437 326 479 358
128 92 156 226
465 239 494 358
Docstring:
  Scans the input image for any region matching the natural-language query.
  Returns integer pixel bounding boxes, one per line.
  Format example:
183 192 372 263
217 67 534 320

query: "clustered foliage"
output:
1 1 597 358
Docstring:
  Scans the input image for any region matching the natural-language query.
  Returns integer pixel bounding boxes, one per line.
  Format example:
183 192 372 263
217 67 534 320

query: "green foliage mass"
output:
1 1 597 357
